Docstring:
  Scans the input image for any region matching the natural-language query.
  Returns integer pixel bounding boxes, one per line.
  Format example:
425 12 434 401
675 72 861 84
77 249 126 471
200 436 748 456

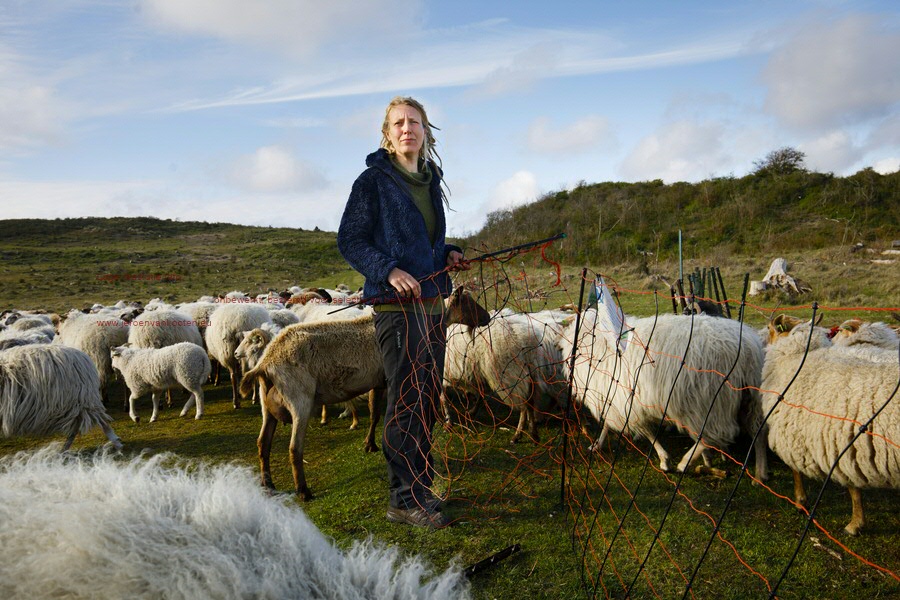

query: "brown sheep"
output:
239 288 490 500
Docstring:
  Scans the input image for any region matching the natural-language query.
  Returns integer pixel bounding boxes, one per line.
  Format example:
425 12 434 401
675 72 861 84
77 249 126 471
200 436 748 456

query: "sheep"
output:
238 288 491 500
205 303 272 409
0 344 122 450
268 308 300 329
111 342 211 423
174 301 219 340
235 323 366 429
560 309 769 480
127 309 203 349
0 327 55 351
762 316 900 535
55 310 129 404
443 315 559 443
830 318 900 363
0 447 471 600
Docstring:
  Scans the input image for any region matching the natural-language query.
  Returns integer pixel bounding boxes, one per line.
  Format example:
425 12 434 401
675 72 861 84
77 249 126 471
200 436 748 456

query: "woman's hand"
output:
447 250 470 271
387 268 421 298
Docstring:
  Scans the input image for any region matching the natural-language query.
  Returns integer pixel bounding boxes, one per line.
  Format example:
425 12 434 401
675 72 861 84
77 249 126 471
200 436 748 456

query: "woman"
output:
337 96 467 529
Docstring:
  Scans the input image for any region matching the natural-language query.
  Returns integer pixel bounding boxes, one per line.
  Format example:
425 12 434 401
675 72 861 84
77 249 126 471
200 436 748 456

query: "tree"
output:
752 147 807 176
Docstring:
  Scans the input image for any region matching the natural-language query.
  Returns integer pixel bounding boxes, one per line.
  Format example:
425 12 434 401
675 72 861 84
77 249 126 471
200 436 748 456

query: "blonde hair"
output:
380 96 442 169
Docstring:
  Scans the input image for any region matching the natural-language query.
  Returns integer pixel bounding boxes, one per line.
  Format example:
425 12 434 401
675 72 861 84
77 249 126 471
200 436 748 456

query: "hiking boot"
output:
386 506 449 529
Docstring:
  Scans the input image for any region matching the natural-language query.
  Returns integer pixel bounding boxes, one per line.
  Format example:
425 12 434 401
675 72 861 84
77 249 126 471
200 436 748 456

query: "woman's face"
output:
386 104 425 160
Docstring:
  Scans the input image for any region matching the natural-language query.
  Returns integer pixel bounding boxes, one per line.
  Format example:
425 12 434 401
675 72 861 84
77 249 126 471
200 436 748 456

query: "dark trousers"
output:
374 310 446 510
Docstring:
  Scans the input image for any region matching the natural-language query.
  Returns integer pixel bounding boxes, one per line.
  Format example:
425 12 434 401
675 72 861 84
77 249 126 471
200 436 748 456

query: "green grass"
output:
2 379 899 599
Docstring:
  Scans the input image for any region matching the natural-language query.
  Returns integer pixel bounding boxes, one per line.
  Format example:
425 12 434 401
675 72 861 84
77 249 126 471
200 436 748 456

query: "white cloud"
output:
800 130 864 173
0 46 69 153
762 15 900 131
228 146 327 193
618 120 731 182
165 24 755 111
872 157 899 174
526 115 614 155
483 171 540 214
139 0 422 61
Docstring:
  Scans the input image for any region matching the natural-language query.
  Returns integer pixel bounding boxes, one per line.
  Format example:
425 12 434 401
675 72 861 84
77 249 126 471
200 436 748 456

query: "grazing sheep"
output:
0 447 470 600
55 310 129 404
206 304 272 409
238 289 490 499
762 316 900 535
560 309 769 480
0 345 122 450
111 343 211 423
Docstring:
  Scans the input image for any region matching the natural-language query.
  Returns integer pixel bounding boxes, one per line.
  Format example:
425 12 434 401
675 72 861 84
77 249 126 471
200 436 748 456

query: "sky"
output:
1 0 898 237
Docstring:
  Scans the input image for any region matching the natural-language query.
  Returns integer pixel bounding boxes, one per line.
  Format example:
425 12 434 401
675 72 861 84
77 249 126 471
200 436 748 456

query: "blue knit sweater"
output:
337 149 461 303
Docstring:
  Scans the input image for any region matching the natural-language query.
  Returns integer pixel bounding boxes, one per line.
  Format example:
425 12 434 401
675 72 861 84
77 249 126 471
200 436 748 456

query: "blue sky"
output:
1 0 898 236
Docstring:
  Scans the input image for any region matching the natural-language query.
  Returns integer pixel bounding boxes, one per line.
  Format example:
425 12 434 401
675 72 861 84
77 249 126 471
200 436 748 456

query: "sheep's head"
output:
767 313 823 346
234 328 273 368
446 287 490 331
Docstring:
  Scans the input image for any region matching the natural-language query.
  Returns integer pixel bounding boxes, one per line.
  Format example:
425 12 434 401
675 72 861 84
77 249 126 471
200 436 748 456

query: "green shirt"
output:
376 155 443 315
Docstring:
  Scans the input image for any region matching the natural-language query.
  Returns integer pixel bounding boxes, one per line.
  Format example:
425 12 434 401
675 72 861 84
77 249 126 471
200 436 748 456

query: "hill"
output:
1 164 898 319
462 167 899 265
0 217 361 313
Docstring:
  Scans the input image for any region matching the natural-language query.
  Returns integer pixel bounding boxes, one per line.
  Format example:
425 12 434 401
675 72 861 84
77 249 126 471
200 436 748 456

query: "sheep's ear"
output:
110 347 123 357
813 313 824 327
840 318 861 333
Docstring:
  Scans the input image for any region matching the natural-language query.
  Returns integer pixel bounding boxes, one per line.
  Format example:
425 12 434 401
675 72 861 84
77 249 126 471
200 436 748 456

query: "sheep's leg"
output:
149 392 160 423
128 393 141 423
257 410 279 491
289 404 315 500
589 424 610 453
363 387 382 453
845 486 865 536
527 405 539 443
792 469 807 506
753 426 770 483
439 388 452 425
651 438 671 472
166 388 173 408
181 386 204 419
676 439 707 473
213 360 221 386
320 404 328 425
230 365 241 409
62 430 77 452
348 403 359 431
510 407 528 444
99 422 123 450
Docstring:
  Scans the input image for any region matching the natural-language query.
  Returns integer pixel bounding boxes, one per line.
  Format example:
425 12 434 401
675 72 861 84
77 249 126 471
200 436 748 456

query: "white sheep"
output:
206 303 272 408
560 309 769 480
174 301 220 339
762 316 900 535
268 308 300 328
55 310 129 404
443 315 556 443
0 344 122 450
0 327 55 351
238 289 491 499
111 342 211 423
830 318 899 363
127 309 203 349
0 447 470 599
